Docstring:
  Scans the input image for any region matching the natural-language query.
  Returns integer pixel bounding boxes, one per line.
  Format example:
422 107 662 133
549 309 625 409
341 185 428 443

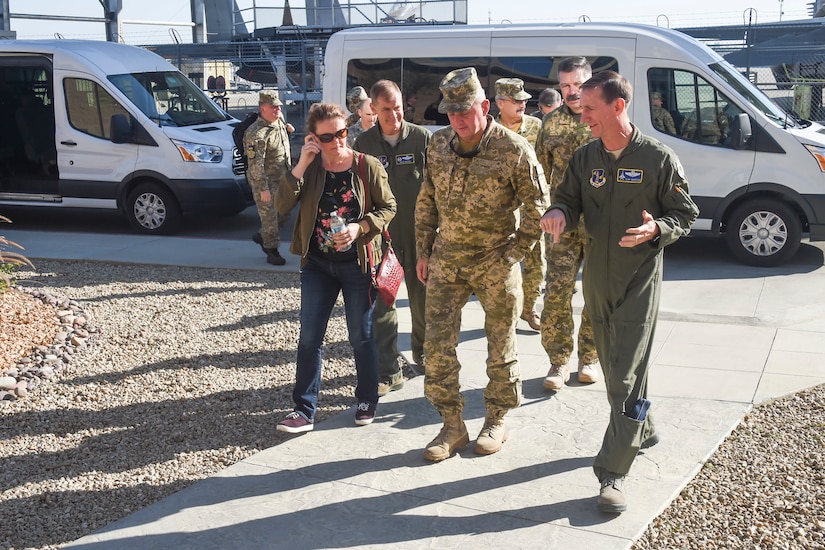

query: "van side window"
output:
648 68 744 148
348 56 618 124
64 78 129 139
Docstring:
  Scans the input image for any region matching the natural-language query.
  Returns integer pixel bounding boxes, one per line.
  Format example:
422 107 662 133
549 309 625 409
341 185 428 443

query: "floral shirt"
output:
309 169 359 261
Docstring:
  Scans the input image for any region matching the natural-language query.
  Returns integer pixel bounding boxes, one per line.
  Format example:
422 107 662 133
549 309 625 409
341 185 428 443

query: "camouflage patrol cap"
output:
495 78 531 101
347 86 368 112
259 89 282 106
438 67 484 114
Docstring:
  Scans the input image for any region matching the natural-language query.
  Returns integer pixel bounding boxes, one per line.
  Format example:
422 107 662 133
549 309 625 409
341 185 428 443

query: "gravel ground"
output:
1 260 380 550
1 259 824 549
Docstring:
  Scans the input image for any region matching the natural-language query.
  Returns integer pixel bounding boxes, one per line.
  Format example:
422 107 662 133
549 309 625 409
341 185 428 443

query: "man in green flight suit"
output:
354 79 431 393
542 71 698 514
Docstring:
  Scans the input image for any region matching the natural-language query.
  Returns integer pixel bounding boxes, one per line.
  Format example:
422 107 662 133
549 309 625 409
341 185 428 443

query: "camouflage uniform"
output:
495 78 546 319
416 107 548 420
535 104 598 367
346 86 368 128
680 107 729 144
346 119 367 148
243 90 291 251
498 112 544 316
651 105 676 135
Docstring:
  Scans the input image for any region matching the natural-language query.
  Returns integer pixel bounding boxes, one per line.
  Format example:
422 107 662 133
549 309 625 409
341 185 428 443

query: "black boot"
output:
265 248 286 266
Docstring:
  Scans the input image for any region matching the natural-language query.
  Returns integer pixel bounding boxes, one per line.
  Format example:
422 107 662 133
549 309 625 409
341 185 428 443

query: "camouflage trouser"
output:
374 241 427 378
521 236 546 312
540 228 598 367
423 246 523 419
251 181 287 250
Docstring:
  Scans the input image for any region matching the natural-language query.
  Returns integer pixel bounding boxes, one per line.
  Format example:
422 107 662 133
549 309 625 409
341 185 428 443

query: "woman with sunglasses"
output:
274 102 396 433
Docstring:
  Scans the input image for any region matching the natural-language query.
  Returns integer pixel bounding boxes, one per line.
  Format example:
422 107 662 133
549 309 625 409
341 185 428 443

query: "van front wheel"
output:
725 199 801 267
126 183 182 235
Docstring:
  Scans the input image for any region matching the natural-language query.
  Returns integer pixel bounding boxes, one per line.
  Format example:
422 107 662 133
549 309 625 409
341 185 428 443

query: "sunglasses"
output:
314 128 348 143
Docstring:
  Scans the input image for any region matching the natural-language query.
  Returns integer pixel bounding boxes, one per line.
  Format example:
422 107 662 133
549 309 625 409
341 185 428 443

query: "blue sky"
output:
7 0 812 43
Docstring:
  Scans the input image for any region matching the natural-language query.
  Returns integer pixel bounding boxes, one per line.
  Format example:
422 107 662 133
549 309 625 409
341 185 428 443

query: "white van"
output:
0 40 251 234
323 23 825 266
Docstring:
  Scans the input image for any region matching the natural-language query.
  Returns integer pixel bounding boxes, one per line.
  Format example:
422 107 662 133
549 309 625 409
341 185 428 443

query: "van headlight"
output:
803 144 825 172
171 139 223 163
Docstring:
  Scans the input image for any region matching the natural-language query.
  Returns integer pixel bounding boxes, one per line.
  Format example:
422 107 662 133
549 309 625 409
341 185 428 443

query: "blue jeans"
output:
293 255 378 420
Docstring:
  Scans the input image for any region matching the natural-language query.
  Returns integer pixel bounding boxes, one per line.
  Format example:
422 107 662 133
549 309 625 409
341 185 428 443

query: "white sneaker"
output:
578 361 601 384
543 363 570 390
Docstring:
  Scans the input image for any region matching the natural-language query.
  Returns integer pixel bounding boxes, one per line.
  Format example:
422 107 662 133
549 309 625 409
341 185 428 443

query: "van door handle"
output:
60 140 77 146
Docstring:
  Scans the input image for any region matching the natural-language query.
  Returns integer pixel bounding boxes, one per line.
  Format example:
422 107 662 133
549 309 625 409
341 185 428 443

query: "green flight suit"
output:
355 120 432 374
550 126 699 481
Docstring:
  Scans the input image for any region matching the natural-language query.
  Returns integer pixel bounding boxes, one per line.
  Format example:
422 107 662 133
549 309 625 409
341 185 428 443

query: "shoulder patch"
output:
617 168 643 184
590 169 606 188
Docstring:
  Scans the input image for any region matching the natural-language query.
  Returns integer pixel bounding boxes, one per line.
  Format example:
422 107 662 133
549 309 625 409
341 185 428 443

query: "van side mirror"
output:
110 114 133 144
110 114 158 146
730 113 752 150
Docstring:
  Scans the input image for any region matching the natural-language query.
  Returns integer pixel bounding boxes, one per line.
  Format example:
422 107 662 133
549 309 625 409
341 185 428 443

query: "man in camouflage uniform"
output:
345 86 368 128
355 79 431 395
346 96 376 147
244 89 292 266
495 77 544 332
415 67 549 462
651 91 676 135
535 56 600 390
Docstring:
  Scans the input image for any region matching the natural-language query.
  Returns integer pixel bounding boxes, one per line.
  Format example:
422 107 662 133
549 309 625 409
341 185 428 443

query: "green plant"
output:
0 215 34 290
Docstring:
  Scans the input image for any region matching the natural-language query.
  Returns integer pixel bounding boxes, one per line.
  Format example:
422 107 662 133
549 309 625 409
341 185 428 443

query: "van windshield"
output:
108 71 230 127
710 62 799 128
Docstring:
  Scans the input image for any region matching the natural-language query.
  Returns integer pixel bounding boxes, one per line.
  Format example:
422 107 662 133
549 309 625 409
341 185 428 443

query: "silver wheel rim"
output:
737 210 788 257
133 192 167 230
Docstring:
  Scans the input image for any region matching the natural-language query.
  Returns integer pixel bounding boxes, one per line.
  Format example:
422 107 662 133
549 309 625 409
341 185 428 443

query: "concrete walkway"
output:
6 228 825 549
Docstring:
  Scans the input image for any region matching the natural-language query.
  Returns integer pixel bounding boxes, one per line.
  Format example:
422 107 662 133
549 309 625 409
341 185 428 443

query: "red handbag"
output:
368 231 404 307
357 154 405 307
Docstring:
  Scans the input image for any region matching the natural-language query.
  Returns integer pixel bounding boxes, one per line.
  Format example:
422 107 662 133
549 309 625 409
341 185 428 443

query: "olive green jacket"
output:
276 153 397 272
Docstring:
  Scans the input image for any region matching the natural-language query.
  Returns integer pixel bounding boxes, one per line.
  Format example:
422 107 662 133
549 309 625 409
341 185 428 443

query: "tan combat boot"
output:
597 475 627 513
474 416 508 455
543 363 570 390
423 413 469 462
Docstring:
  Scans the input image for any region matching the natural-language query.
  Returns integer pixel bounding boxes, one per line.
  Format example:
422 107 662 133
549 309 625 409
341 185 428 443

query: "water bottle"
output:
329 211 351 251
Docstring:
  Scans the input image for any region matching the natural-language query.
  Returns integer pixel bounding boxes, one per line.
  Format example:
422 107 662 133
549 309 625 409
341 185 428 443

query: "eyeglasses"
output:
314 128 348 143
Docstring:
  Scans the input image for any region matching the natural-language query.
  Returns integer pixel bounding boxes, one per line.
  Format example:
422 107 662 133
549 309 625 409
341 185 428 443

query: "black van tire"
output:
725 199 801 267
126 183 182 235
